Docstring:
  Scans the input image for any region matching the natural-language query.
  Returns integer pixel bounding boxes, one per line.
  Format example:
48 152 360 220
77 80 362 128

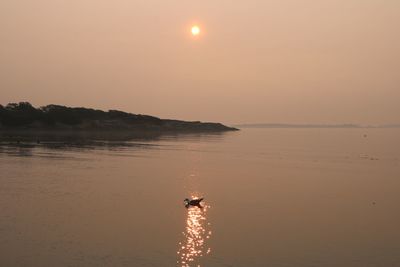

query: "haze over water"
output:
1 128 399 267
1 0 400 125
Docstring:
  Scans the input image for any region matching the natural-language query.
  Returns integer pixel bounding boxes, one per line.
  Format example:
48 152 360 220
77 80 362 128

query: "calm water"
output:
1 128 400 267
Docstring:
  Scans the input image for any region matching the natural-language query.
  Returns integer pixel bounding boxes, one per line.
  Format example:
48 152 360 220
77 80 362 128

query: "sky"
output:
1 0 399 125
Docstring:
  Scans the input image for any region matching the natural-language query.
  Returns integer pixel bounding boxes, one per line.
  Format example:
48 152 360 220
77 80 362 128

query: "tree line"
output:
0 102 162 127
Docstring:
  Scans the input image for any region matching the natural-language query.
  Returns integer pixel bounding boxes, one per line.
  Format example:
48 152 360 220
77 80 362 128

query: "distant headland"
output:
0 102 238 132
234 123 400 129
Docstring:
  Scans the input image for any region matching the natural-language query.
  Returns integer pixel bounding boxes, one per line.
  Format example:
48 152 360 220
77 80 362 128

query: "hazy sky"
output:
1 0 399 124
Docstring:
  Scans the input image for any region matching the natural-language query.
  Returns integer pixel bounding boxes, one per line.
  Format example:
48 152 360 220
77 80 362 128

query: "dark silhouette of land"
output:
0 102 237 132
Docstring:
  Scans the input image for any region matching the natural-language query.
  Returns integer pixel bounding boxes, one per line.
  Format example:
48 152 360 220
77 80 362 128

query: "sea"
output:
0 128 399 267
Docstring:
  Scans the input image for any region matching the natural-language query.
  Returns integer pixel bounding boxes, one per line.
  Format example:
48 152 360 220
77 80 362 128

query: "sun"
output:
191 26 200 36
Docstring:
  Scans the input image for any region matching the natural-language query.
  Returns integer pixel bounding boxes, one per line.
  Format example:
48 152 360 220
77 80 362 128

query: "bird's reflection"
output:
177 196 212 267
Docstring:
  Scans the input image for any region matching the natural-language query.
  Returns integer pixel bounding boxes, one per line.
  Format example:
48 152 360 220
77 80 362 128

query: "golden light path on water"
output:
177 196 212 267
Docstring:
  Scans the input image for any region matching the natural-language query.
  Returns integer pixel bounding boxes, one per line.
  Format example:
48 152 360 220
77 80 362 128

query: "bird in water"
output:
184 197 204 209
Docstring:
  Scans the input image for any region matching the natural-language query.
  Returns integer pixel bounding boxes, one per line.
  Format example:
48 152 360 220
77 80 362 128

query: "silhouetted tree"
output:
1 102 42 126
0 102 163 127
0 102 235 131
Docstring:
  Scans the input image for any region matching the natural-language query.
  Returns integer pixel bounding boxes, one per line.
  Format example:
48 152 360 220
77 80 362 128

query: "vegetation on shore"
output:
0 102 237 132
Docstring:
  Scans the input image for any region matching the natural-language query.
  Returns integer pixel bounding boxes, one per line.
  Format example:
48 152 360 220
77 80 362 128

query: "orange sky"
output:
1 0 399 124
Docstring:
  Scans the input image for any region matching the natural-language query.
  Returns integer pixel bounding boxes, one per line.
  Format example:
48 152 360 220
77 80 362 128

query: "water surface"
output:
1 128 399 266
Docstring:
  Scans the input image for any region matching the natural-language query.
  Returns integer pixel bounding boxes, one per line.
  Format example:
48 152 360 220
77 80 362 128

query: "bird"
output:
184 197 204 209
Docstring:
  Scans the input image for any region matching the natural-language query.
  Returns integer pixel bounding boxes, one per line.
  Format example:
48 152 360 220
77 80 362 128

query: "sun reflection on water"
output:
177 197 212 267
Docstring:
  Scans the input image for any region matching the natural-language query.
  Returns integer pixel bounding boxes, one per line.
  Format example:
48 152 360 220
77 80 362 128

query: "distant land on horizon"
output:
235 123 400 129
0 102 237 133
